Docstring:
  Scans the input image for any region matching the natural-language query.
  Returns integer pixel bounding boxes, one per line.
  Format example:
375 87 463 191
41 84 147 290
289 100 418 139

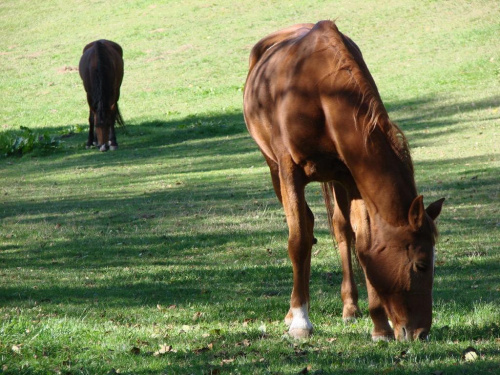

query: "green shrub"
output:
0 126 62 157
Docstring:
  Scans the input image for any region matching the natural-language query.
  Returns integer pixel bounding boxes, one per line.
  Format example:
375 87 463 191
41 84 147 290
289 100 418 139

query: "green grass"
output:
1 0 499 374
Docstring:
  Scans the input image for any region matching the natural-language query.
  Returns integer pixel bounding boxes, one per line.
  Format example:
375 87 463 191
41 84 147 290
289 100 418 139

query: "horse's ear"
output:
408 195 425 231
425 198 445 221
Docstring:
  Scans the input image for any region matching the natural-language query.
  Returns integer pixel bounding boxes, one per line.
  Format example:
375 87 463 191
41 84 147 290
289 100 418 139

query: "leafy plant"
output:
0 126 62 157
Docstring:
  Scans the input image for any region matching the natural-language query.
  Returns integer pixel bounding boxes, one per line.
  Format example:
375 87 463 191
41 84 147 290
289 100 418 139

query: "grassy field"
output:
1 0 499 374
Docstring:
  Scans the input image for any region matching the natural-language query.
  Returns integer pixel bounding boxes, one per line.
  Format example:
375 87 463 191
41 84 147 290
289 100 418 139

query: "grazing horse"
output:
243 21 444 341
79 39 124 151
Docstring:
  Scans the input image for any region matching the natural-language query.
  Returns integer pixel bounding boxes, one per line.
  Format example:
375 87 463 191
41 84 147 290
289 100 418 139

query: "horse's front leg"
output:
365 276 394 341
279 157 315 339
108 122 118 150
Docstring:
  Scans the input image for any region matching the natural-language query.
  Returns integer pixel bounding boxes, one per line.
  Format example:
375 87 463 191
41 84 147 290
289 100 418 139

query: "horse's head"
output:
361 196 444 341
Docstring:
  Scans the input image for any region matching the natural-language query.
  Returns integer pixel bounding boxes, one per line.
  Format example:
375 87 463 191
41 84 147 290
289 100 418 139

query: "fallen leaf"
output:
221 358 234 364
168 304 177 309
326 337 337 343
11 345 21 353
235 339 251 347
153 344 172 356
462 346 479 362
193 311 203 320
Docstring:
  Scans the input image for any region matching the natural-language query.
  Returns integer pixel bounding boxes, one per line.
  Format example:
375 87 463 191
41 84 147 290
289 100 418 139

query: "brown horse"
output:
243 21 444 341
79 39 124 151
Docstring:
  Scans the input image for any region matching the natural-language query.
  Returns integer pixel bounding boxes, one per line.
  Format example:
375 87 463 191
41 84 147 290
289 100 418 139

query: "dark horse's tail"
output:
91 41 125 128
115 102 125 128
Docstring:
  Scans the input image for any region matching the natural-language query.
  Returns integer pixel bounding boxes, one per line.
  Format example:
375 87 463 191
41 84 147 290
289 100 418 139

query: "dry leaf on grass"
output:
462 346 479 361
154 344 173 356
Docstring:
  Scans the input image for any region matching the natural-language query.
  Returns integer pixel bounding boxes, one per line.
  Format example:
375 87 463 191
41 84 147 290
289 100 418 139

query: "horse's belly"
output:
300 155 350 182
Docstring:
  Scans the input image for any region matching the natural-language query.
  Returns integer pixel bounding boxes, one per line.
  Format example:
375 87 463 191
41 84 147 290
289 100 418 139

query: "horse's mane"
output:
322 21 414 178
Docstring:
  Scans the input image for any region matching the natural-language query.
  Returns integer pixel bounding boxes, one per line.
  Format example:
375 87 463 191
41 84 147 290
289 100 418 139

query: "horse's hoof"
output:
372 332 394 342
109 145 118 151
342 305 362 323
343 316 358 324
99 144 108 152
289 327 312 339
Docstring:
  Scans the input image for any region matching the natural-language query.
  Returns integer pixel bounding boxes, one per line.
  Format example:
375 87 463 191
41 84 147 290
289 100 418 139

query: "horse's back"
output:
247 23 314 72
79 40 123 76
82 39 123 58
244 21 358 174
79 39 124 96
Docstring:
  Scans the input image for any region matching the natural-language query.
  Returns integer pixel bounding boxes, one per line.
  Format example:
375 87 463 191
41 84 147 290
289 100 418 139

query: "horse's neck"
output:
346 133 416 227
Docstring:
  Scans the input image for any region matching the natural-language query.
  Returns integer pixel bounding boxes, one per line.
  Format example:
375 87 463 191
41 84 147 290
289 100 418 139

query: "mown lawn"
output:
1 0 499 374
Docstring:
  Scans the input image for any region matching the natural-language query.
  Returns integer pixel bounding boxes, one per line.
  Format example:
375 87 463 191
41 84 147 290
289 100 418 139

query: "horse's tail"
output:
321 182 336 244
91 41 108 128
115 102 125 128
322 181 364 278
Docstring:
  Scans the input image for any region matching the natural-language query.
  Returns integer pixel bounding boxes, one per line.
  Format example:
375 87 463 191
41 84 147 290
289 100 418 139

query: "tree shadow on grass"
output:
385 94 500 147
1 95 499 366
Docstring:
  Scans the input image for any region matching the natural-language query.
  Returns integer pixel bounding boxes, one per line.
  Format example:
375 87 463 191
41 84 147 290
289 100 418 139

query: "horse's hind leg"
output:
86 110 95 149
109 122 118 150
277 155 314 339
332 182 361 321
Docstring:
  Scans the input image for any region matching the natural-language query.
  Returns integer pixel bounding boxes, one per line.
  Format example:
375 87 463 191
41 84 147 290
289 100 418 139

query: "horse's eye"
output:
414 262 428 272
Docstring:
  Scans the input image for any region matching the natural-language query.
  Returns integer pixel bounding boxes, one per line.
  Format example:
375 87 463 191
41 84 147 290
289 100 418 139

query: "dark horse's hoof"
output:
99 144 109 152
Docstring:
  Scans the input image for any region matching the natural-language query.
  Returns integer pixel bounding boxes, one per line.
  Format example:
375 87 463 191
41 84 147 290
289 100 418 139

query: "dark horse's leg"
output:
86 111 95 149
109 122 118 150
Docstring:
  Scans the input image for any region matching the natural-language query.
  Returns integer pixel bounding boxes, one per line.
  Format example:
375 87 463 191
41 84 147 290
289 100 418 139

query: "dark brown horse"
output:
243 21 444 341
79 39 124 151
